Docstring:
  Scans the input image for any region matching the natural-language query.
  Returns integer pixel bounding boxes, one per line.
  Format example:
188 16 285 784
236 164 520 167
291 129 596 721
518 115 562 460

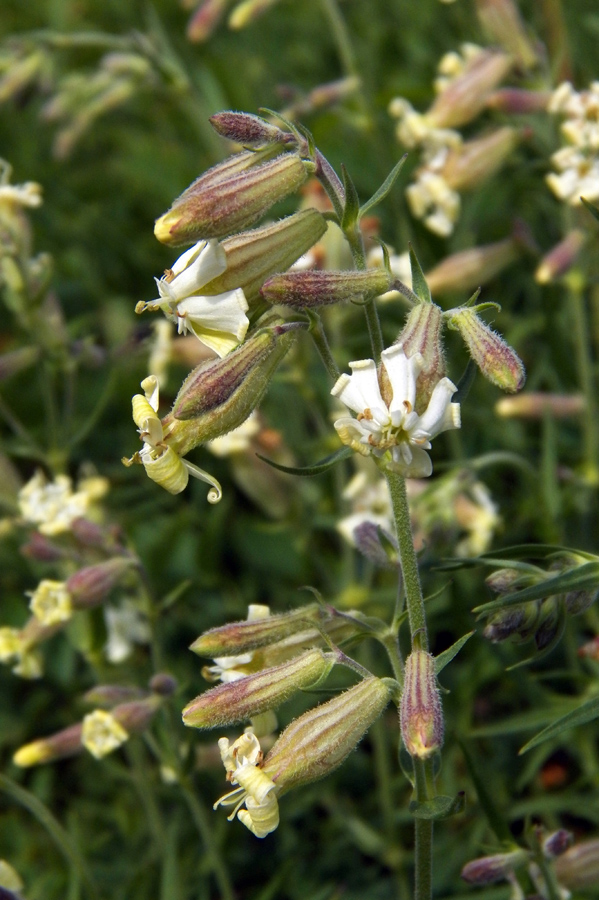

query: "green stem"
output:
413 759 434 900
180 778 235 900
307 311 340 380
567 275 599 484
386 471 428 650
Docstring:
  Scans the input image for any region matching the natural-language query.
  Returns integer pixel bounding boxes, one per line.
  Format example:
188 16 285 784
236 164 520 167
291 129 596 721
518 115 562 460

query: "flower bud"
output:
209 111 294 148
426 238 519 297
495 392 584 419
554 839 599 890
447 307 525 393
535 230 586 285
534 596 562 651
261 676 394 793
543 829 573 859
427 50 512 130
441 127 519 193
190 603 323 657
261 268 393 308
66 557 136 608
83 684 146 708
154 153 310 245
13 723 84 767
486 88 551 114
201 209 328 304
228 0 282 29
186 0 232 43
183 649 331 728
166 321 303 448
563 588 598 616
390 302 445 409
400 650 443 759
475 0 538 70
112 695 162 734
485 568 530 593
461 850 530 885
352 521 399 570
149 672 178 696
483 602 540 642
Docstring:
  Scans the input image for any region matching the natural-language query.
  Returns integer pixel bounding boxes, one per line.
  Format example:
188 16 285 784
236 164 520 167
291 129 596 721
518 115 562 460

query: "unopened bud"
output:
209 111 294 148
564 588 598 616
535 230 586 284
261 268 393 308
486 88 551 114
495 392 584 419
20 532 65 562
475 0 538 70
154 152 310 245
428 50 512 130
447 307 525 393
483 602 540 642
13 723 84 767
183 649 331 728
201 209 327 304
229 0 282 28
191 603 322 657
112 695 161 735
554 838 599 890
461 850 530 885
166 321 303 451
186 0 231 43
391 302 445 408
535 596 562 651
352 521 399 570
485 568 530 593
442 127 519 193
83 684 146 707
400 650 443 759
543 829 573 859
66 557 136 608
149 673 178 696
426 238 518 297
261 676 394 793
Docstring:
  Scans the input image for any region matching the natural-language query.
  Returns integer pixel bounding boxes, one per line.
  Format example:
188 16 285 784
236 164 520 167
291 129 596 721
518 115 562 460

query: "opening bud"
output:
261 268 393 309
183 648 331 728
190 603 323 657
154 152 310 245
400 650 443 759
209 111 295 149
446 306 525 393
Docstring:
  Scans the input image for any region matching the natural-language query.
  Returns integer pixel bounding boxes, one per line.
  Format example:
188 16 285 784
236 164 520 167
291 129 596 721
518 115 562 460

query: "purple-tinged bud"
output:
554 839 599 890
165 322 303 452
66 557 137 609
261 268 393 308
496 392 584 419
483 602 540 643
13 723 83 767
447 307 525 393
20 532 65 562
186 0 232 42
149 673 178 696
427 50 512 130
353 521 399 570
461 850 530 885
400 650 443 759
390 302 445 408
563 588 598 616
485 568 528 593
209 111 294 149
261 676 394 793
154 153 310 246
543 829 573 859
475 0 538 70
202 209 327 304
486 88 551 114
183 649 330 728
112 695 162 734
442 128 519 193
83 684 146 708
426 238 519 297
191 604 323 657
534 596 562 651
535 230 586 285
70 516 111 547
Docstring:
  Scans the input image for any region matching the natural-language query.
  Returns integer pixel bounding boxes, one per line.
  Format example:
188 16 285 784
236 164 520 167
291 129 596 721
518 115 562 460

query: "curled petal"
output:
238 791 279 838
143 446 189 494
182 459 222 503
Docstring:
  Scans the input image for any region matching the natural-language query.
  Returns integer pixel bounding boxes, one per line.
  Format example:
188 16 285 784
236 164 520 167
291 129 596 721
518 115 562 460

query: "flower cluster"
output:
546 81 599 205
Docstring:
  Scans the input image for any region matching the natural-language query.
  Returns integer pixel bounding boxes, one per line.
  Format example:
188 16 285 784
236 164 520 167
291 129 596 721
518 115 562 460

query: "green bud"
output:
534 596 562 650
190 603 323 657
182 649 331 728
261 676 394 794
154 152 310 245
209 111 294 148
447 307 525 393
400 650 443 759
261 267 393 308
166 322 303 452
201 209 327 304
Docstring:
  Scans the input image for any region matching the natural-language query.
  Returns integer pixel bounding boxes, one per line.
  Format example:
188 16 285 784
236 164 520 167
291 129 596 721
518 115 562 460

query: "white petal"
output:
390 445 433 477
381 346 423 418
177 289 248 339
331 359 384 416
168 240 227 299
141 375 160 412
413 377 459 438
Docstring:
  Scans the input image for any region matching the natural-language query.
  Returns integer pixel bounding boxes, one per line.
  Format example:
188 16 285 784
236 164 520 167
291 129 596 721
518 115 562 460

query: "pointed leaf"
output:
341 164 360 230
256 445 353 477
359 156 407 220
473 561 599 614
434 632 475 675
409 245 432 303
519 695 599 754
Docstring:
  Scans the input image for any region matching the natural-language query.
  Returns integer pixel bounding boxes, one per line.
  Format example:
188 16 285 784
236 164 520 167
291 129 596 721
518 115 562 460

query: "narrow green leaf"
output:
434 631 475 675
341 164 361 230
473 562 599 614
409 245 432 303
256 445 353 476
358 155 407 219
519 694 599 755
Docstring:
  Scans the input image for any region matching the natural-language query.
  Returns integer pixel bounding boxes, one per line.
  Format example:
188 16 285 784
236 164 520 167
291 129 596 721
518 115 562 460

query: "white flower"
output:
337 469 393 546
18 470 89 535
104 600 151 663
546 147 599 205
0 181 42 208
331 345 460 478
81 710 129 759
406 167 461 237
214 732 279 838
204 605 271 683
139 240 249 357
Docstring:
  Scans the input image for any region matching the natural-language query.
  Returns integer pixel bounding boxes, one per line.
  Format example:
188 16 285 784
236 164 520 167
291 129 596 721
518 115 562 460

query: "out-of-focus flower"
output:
207 411 261 457
495 392 584 419
337 468 393 546
137 240 249 357
547 82 599 205
28 579 72 626
81 710 129 759
546 146 599 205
0 626 42 679
18 470 89 535
104 600 151 663
366 245 412 299
332 345 460 477
0 859 24 896
0 180 42 210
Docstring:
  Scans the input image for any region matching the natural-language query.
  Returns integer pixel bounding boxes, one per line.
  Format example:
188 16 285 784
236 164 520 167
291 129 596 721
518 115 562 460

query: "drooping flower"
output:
213 732 279 838
331 345 460 477
137 240 249 357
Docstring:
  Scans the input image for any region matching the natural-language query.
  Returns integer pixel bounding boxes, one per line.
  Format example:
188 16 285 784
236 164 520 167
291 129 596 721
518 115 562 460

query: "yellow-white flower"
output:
28 580 73 626
205 604 271 683
81 710 129 759
214 732 279 838
0 626 42 679
405 164 461 237
546 147 599 205
138 240 249 357
18 470 89 535
332 345 460 478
